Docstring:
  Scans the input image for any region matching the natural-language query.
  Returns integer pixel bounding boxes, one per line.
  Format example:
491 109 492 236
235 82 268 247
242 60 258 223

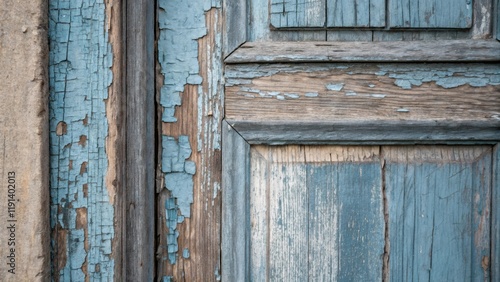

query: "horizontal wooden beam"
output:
226 120 500 145
225 40 500 63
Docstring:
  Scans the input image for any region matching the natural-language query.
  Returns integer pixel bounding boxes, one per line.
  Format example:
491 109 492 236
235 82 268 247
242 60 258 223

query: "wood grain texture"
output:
493 144 500 281
225 63 500 123
157 6 224 280
249 146 384 281
270 0 325 28
327 0 385 27
223 0 246 56
384 146 492 281
390 0 472 28
222 121 251 282
125 0 155 280
225 40 500 63
249 0 326 41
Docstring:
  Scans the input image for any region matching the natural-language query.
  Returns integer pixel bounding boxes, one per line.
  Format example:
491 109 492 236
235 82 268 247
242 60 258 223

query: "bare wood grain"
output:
226 40 500 63
225 63 500 125
157 8 224 281
125 0 155 280
222 121 251 281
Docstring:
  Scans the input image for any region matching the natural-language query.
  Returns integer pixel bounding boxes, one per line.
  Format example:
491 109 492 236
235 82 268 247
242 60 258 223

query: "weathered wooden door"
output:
222 0 500 281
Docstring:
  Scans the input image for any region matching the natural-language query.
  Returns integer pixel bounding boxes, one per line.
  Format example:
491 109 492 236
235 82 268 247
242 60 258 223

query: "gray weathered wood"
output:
125 0 155 280
493 144 500 281
390 0 472 28
222 120 251 281
225 40 500 63
227 120 500 145
385 146 492 281
327 0 385 27
248 146 384 280
270 0 325 28
223 0 247 56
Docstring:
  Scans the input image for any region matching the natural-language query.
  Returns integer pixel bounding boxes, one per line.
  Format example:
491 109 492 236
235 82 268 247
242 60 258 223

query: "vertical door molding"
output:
125 0 156 280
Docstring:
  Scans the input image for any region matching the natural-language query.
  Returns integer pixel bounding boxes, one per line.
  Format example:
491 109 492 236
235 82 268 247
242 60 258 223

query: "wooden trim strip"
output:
223 0 247 57
226 120 500 145
125 0 155 280
225 40 500 63
493 144 500 281
222 120 251 281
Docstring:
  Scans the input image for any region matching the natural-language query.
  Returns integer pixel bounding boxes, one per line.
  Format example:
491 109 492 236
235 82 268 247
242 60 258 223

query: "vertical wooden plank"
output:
270 0 325 28
269 159 309 281
307 164 339 281
492 144 500 281
48 0 120 280
250 146 269 281
222 121 251 282
157 1 224 280
327 0 385 27
0 0 50 280
385 146 491 281
390 0 472 28
336 161 384 281
224 0 246 56
125 0 155 280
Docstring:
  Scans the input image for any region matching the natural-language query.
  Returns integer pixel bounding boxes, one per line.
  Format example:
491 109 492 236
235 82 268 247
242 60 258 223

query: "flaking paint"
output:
49 0 114 280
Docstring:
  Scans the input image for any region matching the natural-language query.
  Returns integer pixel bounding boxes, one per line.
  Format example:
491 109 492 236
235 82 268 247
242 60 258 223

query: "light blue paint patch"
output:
162 276 174 282
345 92 357 96
397 108 410 113
276 95 285 100
305 92 319 97
284 93 300 99
158 0 221 122
183 248 190 259
162 135 196 264
378 64 500 89
371 94 387 98
326 83 344 91
49 0 114 280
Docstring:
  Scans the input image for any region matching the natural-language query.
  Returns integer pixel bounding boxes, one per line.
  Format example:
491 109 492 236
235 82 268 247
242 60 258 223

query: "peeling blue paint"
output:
378 65 500 89
326 83 345 91
183 248 190 259
162 276 174 282
158 0 221 122
49 0 114 280
162 135 196 264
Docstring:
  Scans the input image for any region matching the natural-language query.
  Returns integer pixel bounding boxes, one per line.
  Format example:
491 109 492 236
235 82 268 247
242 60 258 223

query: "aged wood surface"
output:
49 0 119 280
226 145 497 280
390 0 472 28
385 146 492 281
0 0 50 280
223 0 246 56
493 145 500 281
125 0 155 280
327 0 385 27
225 63 500 123
157 2 224 280
222 121 251 281
225 40 500 63
270 0 325 28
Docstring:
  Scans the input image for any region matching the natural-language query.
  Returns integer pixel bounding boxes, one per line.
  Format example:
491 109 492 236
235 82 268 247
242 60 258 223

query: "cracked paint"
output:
162 135 196 264
377 64 500 89
49 0 114 280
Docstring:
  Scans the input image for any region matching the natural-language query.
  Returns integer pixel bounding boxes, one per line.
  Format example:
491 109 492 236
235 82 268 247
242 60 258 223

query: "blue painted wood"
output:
493 145 500 281
327 0 385 27
257 146 384 280
49 0 115 280
385 146 491 281
270 0 325 28
390 0 473 28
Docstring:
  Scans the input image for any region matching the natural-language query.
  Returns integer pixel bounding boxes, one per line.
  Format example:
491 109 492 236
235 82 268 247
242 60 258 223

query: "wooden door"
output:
222 0 500 281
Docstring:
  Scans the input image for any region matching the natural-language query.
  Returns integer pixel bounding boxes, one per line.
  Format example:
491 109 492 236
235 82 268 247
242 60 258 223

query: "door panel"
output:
245 145 493 280
327 0 385 27
386 146 491 281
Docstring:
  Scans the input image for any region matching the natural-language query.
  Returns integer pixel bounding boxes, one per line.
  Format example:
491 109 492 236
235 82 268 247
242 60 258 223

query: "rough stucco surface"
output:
0 0 50 280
